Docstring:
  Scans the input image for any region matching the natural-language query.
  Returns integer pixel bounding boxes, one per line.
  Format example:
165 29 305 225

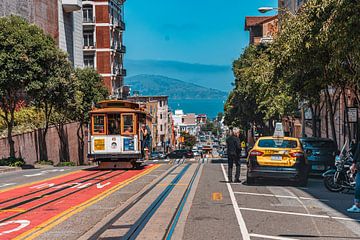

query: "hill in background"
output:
126 74 227 100
125 59 233 91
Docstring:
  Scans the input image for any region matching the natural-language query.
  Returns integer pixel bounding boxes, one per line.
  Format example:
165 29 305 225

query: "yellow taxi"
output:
247 136 310 186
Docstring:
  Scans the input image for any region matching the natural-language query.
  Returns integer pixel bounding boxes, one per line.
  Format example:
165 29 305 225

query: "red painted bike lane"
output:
0 165 157 240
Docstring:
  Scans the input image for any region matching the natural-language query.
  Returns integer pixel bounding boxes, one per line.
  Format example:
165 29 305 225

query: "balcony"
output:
114 20 126 31
63 0 82 12
83 45 96 51
116 45 126 54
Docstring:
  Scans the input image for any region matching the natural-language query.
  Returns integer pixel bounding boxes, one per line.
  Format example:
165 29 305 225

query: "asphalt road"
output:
0 159 359 240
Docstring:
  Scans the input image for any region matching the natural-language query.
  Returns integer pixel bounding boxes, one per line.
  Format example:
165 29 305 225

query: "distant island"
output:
126 74 228 100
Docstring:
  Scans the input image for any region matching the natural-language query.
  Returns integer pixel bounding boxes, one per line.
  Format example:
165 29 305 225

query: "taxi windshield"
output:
258 139 298 148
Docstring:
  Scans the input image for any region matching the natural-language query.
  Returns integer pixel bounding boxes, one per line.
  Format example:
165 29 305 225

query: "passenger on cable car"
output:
124 125 133 135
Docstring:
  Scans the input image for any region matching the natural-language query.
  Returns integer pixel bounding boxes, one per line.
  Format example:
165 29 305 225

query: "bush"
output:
0 107 45 137
0 157 26 167
56 162 76 167
37 160 54 165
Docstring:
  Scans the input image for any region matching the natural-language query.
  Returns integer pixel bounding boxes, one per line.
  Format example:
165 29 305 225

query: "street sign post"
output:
347 107 358 123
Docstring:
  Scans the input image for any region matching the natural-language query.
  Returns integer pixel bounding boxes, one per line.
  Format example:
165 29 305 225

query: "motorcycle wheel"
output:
323 175 344 192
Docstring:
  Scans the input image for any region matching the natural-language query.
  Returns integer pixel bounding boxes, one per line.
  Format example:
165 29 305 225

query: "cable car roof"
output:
89 108 147 114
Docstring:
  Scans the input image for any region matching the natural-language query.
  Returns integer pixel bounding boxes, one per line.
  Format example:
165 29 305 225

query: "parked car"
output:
300 137 337 174
150 151 166 160
166 149 194 159
247 136 310 186
193 150 201 157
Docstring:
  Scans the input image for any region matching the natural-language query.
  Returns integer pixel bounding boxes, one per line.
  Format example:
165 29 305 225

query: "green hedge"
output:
0 157 26 167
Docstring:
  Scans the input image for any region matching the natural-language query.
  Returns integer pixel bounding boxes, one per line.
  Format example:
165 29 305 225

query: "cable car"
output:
88 100 150 169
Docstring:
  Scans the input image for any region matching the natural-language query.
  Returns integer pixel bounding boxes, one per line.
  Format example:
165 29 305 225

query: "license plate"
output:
271 155 282 161
312 165 325 170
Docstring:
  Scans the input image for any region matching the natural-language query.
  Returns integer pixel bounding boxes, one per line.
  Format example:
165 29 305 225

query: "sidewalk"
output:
0 166 22 174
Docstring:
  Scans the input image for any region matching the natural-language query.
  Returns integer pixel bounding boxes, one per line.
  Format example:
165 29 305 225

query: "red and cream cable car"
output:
88 100 150 169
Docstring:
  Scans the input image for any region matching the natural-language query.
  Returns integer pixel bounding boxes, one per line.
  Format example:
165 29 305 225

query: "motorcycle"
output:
323 140 356 192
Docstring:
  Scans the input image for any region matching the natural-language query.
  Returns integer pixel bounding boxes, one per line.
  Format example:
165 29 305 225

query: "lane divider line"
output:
220 164 250 240
239 207 360 222
233 191 329 202
250 233 300 240
14 165 160 240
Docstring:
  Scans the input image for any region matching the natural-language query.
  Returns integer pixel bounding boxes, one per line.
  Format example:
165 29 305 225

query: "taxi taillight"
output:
290 152 304 158
250 150 264 157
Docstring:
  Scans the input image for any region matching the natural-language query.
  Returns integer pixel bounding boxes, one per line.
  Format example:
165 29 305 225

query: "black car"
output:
300 137 337 174
166 149 194 159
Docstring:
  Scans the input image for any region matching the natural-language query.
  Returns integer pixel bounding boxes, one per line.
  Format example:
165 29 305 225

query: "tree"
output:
0 15 59 158
26 44 75 161
180 131 196 149
72 68 108 164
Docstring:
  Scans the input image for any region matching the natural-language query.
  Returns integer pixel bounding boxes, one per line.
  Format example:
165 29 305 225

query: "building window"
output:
84 31 94 47
159 101 163 107
83 6 93 23
160 113 163 119
160 124 163 132
84 55 95 68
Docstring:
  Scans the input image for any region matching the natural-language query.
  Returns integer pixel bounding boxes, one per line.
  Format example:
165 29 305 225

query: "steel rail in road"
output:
85 164 181 240
0 170 103 206
122 164 192 240
164 163 201 240
0 170 128 224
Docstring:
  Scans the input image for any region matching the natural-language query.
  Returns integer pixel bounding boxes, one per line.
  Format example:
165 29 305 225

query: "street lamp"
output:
258 6 296 17
258 7 277 14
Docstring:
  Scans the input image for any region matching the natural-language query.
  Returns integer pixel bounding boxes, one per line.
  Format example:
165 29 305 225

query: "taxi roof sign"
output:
273 122 284 138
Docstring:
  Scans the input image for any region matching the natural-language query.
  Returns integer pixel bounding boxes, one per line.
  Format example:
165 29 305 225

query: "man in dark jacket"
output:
226 128 242 183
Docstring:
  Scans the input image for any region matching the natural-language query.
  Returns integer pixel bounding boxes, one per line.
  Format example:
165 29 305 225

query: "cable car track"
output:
0 170 128 224
86 163 201 240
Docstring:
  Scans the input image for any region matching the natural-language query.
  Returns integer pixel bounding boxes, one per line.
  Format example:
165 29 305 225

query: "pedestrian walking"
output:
348 141 360 213
226 128 242 183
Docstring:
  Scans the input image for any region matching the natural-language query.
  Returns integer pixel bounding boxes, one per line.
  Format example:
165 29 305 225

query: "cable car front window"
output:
122 114 135 135
108 114 121 135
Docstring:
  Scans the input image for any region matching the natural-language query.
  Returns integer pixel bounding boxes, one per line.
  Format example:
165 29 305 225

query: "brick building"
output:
245 15 278 45
82 0 126 95
0 0 84 68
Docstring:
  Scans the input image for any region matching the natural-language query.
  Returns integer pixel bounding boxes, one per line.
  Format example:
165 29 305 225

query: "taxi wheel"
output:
297 177 308 187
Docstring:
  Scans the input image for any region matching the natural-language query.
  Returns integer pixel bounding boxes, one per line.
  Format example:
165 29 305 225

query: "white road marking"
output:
0 220 30 236
239 207 360 222
233 191 329 202
250 233 299 240
24 169 66 177
0 183 16 188
220 164 250 240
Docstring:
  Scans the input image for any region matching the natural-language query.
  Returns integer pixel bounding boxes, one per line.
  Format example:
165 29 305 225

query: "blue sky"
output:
124 0 278 65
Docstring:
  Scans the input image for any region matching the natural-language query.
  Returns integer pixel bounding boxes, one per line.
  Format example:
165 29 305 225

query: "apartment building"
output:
0 0 84 68
279 0 307 14
82 0 126 95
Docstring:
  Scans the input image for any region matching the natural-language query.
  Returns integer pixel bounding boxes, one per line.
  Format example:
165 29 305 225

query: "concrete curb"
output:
0 167 22 174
